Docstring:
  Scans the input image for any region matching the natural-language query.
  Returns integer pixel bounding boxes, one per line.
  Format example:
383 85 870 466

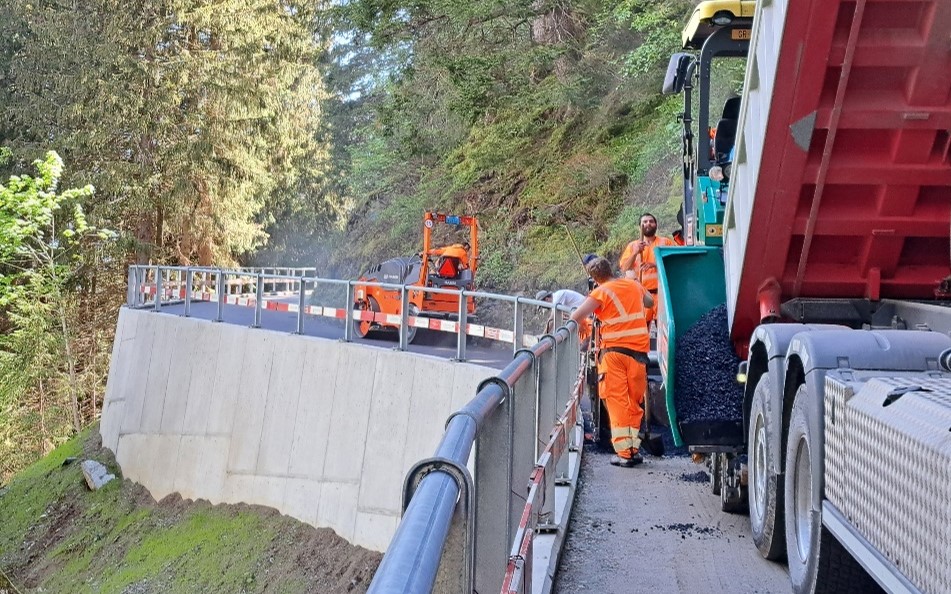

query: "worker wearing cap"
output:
570 257 653 467
619 213 675 321
536 289 591 343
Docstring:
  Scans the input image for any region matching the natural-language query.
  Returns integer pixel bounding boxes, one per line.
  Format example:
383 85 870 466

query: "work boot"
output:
610 452 643 467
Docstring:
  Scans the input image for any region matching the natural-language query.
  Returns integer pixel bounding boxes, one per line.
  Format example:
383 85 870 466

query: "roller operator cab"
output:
353 211 479 343
655 1 951 593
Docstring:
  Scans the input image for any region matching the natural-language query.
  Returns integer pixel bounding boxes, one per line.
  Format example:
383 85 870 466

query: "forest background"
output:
0 0 703 481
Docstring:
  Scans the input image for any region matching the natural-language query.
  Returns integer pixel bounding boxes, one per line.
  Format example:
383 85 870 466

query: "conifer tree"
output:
0 0 333 265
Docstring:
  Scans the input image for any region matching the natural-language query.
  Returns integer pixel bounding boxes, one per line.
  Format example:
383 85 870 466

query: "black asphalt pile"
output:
674 304 744 423
679 471 710 483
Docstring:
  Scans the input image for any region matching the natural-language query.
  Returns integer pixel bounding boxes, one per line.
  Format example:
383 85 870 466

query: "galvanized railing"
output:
368 322 583 594
126 265 573 359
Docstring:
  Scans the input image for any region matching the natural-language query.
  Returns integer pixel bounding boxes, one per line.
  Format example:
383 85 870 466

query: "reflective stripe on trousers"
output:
598 350 647 457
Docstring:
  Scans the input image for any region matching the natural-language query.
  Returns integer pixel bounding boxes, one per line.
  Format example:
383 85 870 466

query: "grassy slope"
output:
0 425 380 593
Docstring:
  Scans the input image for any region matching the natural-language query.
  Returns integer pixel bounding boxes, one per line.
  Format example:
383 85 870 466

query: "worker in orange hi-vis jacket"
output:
618 213 676 323
432 242 470 267
570 257 653 468
431 241 471 277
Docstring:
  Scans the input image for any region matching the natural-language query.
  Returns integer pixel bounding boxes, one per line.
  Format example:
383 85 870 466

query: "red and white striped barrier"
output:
140 285 536 347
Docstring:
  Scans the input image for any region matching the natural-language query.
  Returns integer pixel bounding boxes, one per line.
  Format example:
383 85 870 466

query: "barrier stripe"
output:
138 285 533 347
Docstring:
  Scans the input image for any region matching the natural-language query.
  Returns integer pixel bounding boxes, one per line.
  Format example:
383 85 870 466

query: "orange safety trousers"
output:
598 350 646 458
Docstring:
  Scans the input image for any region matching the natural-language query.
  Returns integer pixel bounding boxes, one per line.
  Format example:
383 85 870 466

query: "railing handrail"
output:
126 264 577 358
368 324 579 594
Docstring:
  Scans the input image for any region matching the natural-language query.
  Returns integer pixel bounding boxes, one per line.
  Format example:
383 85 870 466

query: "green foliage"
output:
0 0 336 266
323 0 696 290
0 151 113 482
611 0 695 76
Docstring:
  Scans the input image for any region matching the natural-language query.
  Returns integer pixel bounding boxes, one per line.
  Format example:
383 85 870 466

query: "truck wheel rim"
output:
793 436 813 562
752 415 767 523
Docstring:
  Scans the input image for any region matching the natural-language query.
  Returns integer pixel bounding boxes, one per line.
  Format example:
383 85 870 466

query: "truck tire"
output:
749 376 785 560
784 384 880 594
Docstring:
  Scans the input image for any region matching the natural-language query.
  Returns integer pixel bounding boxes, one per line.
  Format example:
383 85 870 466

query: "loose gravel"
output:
674 304 744 423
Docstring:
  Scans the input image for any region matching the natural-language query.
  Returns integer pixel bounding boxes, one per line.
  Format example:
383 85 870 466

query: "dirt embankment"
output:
0 426 381 593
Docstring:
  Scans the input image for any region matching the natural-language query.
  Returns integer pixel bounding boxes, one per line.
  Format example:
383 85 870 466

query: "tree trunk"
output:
57 299 82 432
39 378 49 452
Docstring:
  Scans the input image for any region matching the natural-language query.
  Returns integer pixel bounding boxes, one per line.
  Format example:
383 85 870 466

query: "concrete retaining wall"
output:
100 308 494 552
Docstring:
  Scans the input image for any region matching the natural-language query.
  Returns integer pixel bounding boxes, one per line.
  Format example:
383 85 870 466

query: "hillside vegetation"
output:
325 0 695 289
0 425 380 593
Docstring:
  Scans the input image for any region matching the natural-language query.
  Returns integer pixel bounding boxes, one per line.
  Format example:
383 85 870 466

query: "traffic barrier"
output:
139 283 525 345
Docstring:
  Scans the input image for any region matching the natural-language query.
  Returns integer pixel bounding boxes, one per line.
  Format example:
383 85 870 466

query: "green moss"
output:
87 509 274 594
0 425 93 562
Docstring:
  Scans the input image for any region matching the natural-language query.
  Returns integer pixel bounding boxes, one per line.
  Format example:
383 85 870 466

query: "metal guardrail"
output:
368 323 582 594
125 264 585 593
126 265 575 360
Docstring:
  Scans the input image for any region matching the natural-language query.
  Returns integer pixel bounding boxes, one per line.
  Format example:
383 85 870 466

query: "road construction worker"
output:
570 257 653 467
431 242 470 277
535 289 591 342
619 213 676 322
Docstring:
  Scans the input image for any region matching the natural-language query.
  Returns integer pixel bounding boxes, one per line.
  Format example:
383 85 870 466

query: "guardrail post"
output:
536 338 559 528
253 273 264 328
555 326 579 482
216 271 225 322
184 268 193 317
153 266 163 312
296 278 307 335
513 298 524 355
510 354 540 586
398 284 410 351
344 282 355 342
456 290 468 361
126 266 136 306
474 378 515 594
433 503 471 594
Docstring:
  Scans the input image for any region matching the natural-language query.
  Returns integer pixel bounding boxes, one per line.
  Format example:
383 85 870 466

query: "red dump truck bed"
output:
724 0 951 353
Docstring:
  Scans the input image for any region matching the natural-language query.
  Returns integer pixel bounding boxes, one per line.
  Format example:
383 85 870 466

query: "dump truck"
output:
656 1 951 593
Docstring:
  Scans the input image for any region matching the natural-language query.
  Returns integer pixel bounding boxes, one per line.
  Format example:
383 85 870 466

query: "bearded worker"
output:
570 257 653 467
619 213 675 322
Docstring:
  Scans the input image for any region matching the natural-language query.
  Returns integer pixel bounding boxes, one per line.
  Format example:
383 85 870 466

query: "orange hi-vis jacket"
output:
620 236 676 293
589 278 650 353
590 277 650 457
